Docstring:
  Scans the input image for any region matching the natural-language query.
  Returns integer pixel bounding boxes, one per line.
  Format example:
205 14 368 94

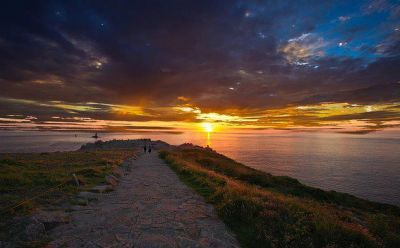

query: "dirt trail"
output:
49 151 239 248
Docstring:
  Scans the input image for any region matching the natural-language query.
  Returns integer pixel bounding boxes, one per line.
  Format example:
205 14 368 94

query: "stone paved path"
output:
49 152 239 248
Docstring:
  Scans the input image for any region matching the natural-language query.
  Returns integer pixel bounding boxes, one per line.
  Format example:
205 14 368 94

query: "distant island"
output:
1 139 399 247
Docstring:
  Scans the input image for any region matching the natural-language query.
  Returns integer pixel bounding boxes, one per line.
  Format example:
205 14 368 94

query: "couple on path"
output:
143 145 152 153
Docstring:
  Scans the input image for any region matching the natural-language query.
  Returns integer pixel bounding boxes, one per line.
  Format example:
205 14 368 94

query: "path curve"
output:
49 151 239 248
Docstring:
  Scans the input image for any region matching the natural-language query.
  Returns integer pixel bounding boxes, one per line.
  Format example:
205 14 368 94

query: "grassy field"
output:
160 145 400 248
0 149 137 223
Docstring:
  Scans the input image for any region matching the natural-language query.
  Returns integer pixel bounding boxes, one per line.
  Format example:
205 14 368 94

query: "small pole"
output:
72 173 80 187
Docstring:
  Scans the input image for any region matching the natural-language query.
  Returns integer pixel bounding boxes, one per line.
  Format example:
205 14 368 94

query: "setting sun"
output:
202 122 213 133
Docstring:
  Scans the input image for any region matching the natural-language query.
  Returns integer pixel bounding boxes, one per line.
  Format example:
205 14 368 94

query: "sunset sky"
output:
0 0 399 133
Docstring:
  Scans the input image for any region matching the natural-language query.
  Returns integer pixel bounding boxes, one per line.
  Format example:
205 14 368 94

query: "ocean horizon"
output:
1 130 399 207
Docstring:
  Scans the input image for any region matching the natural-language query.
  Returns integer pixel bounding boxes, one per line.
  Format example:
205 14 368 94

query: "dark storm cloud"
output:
0 0 399 120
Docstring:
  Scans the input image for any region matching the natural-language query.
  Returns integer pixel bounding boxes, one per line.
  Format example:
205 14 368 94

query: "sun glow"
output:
202 122 213 133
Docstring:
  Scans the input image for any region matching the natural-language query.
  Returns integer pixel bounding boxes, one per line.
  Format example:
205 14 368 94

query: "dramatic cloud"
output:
279 33 327 65
0 0 399 131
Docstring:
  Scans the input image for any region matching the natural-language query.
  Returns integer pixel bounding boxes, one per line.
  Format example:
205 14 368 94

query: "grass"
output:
160 145 400 248
0 149 137 225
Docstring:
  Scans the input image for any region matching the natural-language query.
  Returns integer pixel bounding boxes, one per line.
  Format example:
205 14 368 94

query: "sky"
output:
0 0 399 133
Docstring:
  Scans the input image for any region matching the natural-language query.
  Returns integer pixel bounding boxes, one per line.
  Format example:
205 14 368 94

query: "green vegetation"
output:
0 149 137 221
160 145 400 248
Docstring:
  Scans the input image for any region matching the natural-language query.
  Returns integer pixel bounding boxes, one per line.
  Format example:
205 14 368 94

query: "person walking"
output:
148 146 152 153
143 145 147 153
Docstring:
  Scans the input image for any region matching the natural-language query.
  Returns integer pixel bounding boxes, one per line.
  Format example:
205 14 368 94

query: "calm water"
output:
1 130 399 206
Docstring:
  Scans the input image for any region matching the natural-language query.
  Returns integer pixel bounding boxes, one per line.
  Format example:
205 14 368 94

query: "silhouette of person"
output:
148 146 152 153
143 145 147 153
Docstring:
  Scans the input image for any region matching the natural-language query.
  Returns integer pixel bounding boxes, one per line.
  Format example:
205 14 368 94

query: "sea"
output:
1 130 399 206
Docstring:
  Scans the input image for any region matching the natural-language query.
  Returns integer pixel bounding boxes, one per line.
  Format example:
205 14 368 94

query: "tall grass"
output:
160 146 400 248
